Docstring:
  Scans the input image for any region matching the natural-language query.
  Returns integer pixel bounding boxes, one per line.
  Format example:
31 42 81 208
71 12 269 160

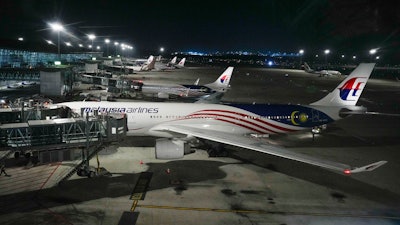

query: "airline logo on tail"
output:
338 77 367 101
219 75 229 84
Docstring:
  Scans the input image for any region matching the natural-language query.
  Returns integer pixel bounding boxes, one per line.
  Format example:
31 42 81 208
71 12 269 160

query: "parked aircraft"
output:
166 56 177 67
156 57 186 71
56 63 386 174
174 58 186 69
109 55 156 73
304 62 342 76
140 66 233 100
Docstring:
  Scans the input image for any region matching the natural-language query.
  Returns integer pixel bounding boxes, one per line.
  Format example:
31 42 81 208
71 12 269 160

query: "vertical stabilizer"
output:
311 63 375 106
142 55 155 71
303 62 313 73
175 58 186 68
167 56 177 66
205 67 234 92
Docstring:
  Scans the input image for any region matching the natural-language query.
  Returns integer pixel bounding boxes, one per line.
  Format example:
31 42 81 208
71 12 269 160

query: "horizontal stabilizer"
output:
346 160 388 174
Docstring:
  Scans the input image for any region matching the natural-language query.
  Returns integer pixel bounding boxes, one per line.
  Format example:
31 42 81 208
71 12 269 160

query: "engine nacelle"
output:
155 138 190 159
157 92 169 99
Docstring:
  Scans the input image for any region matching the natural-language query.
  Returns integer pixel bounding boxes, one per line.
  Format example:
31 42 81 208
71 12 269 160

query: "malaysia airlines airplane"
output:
140 66 233 99
110 55 156 72
56 63 386 174
304 62 342 76
166 56 177 67
174 58 186 69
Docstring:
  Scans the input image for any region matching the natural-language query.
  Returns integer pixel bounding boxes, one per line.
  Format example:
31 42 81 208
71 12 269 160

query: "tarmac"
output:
1 65 400 225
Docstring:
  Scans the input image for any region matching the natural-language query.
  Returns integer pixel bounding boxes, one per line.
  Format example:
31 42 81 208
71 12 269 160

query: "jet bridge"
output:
0 111 127 162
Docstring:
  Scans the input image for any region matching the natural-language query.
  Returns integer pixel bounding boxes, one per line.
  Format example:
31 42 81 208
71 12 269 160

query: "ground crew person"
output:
0 163 8 176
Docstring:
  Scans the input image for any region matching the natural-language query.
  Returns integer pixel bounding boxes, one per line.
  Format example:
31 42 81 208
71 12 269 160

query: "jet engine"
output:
155 138 190 159
157 92 169 99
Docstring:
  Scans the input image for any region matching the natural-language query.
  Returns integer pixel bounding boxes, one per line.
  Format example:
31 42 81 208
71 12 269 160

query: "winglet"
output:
344 160 387 174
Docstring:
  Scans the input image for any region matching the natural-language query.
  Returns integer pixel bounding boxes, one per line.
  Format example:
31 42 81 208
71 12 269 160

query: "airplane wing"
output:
153 124 387 174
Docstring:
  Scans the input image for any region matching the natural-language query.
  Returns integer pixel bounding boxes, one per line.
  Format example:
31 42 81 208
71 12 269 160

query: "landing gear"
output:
207 144 229 157
76 165 111 178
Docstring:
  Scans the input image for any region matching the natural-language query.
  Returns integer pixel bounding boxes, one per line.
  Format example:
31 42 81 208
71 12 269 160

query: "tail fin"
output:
141 55 156 71
205 67 234 92
311 63 375 106
303 62 313 72
170 56 177 65
176 58 186 68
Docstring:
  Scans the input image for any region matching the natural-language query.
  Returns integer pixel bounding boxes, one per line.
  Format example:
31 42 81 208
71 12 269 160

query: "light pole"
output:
114 42 119 56
324 49 330 67
88 34 96 57
369 48 377 62
299 49 304 66
105 39 110 57
50 22 64 61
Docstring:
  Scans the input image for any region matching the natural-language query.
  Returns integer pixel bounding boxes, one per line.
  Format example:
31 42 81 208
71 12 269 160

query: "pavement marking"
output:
39 162 61 190
130 200 138 212
136 204 400 220
130 172 153 200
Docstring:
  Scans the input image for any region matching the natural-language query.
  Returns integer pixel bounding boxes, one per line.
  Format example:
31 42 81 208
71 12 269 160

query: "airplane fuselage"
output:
141 84 214 98
60 101 337 137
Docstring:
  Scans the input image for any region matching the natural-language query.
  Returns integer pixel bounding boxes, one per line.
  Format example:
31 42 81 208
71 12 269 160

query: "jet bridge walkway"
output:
0 114 127 162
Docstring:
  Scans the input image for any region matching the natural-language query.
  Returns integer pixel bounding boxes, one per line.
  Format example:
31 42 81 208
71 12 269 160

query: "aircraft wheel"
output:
88 171 96 178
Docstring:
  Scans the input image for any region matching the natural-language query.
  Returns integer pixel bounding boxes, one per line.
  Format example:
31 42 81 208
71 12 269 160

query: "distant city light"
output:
65 42 72 46
46 40 53 45
299 49 304 55
105 39 110 44
353 55 357 59
78 44 83 47
18 37 24 41
341 55 345 58
324 49 330 55
160 47 164 52
54 61 61 65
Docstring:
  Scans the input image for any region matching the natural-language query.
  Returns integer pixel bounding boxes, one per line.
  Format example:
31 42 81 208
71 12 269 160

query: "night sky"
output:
0 0 399 60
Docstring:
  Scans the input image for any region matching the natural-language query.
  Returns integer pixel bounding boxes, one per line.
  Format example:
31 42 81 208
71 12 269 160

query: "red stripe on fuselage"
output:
188 109 297 133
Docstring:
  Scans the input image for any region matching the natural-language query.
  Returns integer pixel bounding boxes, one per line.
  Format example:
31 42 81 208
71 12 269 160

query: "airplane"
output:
55 63 387 175
166 56 177 67
140 66 234 99
109 55 156 73
304 62 342 77
156 57 186 71
174 57 186 69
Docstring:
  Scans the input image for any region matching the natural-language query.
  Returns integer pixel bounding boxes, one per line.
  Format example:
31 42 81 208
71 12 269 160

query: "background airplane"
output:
166 56 177 67
174 58 186 69
303 62 342 77
156 57 186 71
109 55 156 73
56 63 386 175
140 66 234 100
